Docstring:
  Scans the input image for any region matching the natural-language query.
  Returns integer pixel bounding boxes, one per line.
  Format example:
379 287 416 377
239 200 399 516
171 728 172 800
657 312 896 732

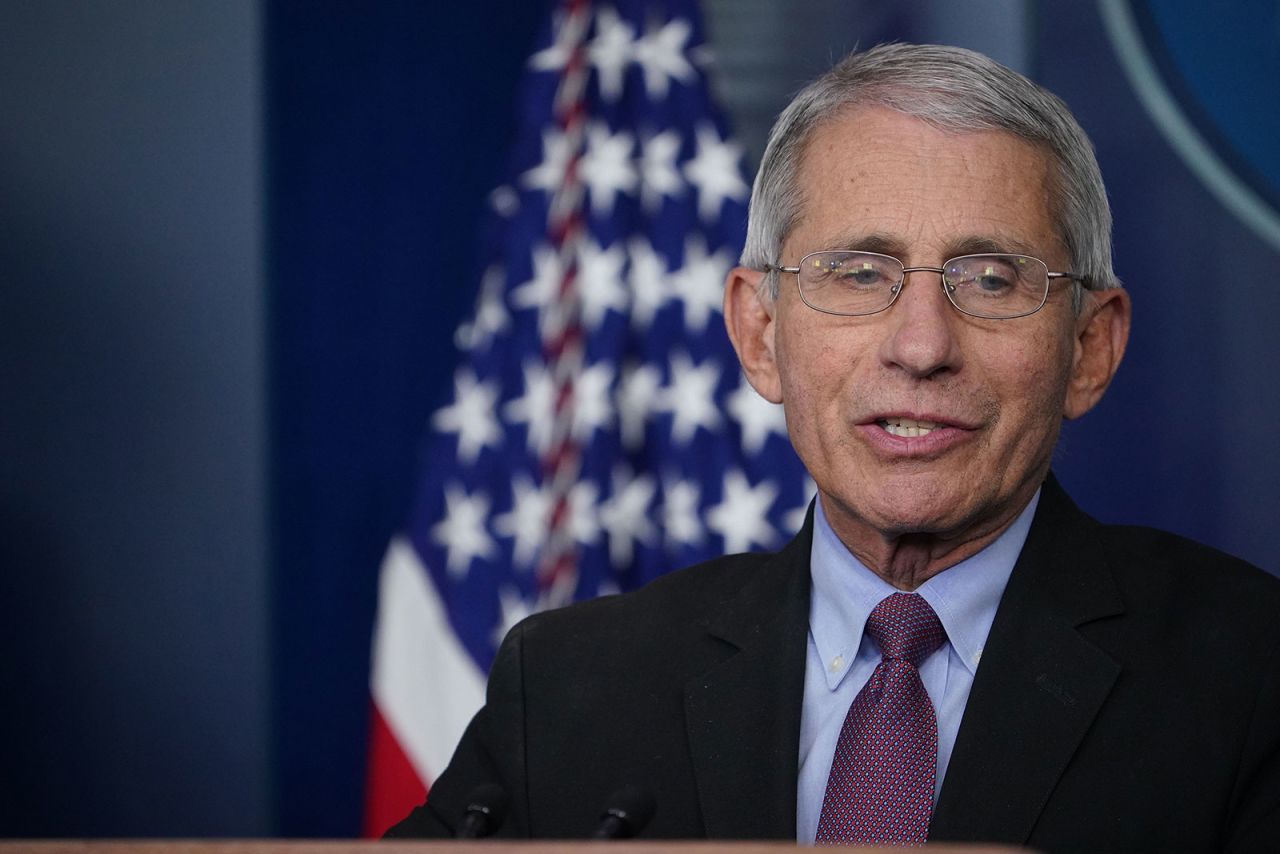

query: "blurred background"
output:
2 0 1277 839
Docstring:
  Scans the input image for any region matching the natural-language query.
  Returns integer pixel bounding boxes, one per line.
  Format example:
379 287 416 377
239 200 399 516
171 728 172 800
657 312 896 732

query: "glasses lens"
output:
797 251 901 315
944 254 1048 318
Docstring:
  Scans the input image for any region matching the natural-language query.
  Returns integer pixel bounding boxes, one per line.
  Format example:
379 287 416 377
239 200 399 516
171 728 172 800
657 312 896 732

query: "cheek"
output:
1001 329 1077 435
775 337 820 430
774 320 864 454
776 316 840 404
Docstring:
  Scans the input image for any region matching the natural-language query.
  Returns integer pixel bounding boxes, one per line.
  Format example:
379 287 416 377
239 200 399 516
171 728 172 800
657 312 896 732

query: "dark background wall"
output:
264 0 546 836
1 0 268 837
3 0 1277 839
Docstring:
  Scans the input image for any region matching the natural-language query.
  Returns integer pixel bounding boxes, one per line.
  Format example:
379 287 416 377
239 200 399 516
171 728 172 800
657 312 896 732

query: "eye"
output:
947 256 1020 297
974 265 1014 293
807 253 896 289
839 262 888 288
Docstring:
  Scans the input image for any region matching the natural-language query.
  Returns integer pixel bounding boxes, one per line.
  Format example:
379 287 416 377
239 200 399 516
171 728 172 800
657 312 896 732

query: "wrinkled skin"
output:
724 107 1130 589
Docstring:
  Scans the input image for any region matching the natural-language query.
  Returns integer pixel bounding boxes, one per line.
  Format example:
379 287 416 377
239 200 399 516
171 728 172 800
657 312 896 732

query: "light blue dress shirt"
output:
795 491 1038 843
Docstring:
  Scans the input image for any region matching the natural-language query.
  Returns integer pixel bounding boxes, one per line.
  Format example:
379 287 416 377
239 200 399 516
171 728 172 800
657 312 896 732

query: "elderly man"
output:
388 44 1280 849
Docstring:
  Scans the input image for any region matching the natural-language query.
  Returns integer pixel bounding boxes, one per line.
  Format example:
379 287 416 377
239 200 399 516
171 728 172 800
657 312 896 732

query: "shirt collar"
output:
808 490 1038 690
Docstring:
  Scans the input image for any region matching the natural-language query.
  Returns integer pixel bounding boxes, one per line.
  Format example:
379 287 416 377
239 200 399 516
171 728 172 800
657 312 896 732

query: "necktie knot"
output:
866 592 946 668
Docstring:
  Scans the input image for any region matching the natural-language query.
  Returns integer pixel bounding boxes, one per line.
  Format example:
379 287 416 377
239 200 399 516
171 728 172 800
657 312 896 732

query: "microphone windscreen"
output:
598 784 656 838
457 782 510 838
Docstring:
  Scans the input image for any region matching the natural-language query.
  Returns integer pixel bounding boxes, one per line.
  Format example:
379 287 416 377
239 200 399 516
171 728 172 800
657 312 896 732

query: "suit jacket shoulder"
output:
388 516 814 839
933 477 1280 852
390 479 1280 848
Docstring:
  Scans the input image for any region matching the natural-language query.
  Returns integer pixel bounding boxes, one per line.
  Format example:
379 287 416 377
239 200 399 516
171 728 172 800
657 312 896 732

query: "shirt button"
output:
829 654 844 672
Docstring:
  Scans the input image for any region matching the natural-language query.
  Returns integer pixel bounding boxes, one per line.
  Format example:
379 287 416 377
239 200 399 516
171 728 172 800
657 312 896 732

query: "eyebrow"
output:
825 232 905 256
816 232 1045 261
945 236 1043 258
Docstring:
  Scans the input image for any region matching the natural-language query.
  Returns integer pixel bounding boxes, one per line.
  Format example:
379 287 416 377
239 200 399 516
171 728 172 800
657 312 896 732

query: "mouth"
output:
877 416 943 438
859 411 979 458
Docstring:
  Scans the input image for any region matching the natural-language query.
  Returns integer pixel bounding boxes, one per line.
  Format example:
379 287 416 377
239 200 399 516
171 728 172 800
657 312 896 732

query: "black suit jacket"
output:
387 478 1280 850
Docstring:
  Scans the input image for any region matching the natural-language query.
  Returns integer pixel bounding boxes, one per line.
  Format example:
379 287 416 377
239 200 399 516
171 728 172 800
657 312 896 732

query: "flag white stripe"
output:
370 536 486 784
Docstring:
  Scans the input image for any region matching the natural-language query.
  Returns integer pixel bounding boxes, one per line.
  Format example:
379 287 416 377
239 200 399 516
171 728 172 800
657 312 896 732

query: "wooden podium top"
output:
0 841 1029 853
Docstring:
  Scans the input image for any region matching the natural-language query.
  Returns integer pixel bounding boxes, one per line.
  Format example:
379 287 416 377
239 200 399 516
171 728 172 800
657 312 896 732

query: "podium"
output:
0 842 1030 853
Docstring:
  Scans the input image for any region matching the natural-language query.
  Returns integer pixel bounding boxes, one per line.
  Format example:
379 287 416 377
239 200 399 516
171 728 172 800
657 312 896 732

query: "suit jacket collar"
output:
678 479 1125 843
930 475 1125 843
683 504 814 839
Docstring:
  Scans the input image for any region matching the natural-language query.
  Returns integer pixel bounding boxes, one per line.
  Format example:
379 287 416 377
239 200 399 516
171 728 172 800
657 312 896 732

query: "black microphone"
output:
455 783 509 839
591 784 656 839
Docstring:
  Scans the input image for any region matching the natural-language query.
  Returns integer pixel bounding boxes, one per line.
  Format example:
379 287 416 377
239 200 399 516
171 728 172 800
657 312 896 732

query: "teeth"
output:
879 417 941 438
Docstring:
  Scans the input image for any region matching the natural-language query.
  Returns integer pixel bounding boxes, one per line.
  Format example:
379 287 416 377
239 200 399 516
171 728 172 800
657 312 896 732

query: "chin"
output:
873 507 963 539
846 491 964 539
859 475 992 536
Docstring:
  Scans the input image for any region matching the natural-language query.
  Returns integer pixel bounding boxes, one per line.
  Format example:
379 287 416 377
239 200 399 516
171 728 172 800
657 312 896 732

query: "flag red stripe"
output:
362 701 428 838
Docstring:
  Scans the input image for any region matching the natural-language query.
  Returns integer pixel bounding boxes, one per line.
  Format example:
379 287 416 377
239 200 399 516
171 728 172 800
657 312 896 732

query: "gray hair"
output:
741 43 1118 308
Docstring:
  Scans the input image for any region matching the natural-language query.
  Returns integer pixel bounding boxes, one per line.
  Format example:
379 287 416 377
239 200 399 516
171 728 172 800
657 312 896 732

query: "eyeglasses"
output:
765 250 1089 319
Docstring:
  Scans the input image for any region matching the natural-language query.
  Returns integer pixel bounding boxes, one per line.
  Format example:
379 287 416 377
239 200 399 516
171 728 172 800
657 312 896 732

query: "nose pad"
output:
880 267 962 377
887 266 957 311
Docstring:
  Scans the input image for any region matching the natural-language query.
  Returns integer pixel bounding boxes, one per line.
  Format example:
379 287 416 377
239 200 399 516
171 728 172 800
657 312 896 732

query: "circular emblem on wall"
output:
1100 0 1280 252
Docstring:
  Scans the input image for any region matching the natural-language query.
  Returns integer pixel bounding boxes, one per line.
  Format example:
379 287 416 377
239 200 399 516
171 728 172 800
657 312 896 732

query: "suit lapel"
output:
683 510 813 839
930 477 1124 843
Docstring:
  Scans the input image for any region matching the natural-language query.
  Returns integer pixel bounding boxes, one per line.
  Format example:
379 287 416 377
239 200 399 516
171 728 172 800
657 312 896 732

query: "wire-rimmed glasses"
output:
766 250 1089 319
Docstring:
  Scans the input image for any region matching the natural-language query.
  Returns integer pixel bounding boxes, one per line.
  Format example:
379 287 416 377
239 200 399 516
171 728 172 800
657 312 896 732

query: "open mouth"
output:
877 417 941 438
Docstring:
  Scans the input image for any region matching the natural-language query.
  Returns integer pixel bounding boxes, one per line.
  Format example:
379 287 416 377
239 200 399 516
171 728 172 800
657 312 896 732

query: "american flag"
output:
364 0 810 835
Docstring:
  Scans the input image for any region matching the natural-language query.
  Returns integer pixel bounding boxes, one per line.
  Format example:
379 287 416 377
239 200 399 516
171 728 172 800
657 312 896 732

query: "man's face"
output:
731 106 1118 567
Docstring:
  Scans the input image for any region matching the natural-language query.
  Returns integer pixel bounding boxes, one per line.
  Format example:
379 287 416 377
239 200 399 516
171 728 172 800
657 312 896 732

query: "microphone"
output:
591 785 656 839
455 783 510 839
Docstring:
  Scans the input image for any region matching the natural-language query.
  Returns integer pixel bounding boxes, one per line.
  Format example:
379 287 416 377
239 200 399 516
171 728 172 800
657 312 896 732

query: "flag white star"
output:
492 584 535 650
639 130 684 212
432 483 497 578
504 361 555 455
599 466 658 566
432 369 502 463
578 238 629 329
627 237 671 330
658 352 722 443
454 264 511 352
683 123 749 222
588 6 635 102
511 243 561 309
669 235 731 333
633 16 694 99
706 469 778 553
493 474 550 569
580 122 637 216
617 361 661 449
572 360 616 440
569 479 601 546
528 9 588 72
726 373 788 453
662 477 704 550
488 183 519 218
521 128 574 194
510 243 564 338
784 475 818 535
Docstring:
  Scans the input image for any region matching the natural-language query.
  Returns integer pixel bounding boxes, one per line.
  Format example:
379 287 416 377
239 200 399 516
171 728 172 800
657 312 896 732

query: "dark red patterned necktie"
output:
816 592 948 845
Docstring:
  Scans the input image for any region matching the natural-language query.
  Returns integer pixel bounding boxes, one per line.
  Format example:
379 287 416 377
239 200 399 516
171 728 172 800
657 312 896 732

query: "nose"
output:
877 267 964 379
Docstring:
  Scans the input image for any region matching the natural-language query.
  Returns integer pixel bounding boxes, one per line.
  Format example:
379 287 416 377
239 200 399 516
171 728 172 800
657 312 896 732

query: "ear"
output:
1064 286 1131 419
723 266 783 403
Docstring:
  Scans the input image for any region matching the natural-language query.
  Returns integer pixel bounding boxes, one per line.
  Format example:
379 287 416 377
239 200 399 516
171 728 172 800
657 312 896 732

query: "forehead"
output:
788 106 1061 262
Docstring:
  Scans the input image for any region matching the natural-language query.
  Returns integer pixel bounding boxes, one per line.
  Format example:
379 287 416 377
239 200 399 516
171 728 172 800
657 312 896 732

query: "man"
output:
387 44 1280 849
